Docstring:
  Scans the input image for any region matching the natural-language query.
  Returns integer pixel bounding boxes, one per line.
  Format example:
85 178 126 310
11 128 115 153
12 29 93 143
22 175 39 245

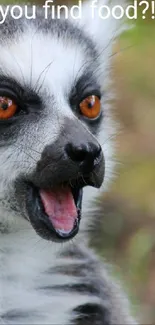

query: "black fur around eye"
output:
0 77 42 121
70 72 101 121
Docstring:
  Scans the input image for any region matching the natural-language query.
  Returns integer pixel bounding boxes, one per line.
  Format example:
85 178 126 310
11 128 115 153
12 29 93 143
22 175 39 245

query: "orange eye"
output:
79 95 101 119
0 97 17 119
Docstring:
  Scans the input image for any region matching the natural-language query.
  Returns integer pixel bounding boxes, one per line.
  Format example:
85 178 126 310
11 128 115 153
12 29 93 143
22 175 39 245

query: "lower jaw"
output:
26 184 82 242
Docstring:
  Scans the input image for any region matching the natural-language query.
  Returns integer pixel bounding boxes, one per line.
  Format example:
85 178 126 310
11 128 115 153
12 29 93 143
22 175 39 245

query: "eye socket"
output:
0 96 17 119
79 95 101 119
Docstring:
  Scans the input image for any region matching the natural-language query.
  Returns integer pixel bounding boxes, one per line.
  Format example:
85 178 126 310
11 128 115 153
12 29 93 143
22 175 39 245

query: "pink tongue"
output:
40 187 77 233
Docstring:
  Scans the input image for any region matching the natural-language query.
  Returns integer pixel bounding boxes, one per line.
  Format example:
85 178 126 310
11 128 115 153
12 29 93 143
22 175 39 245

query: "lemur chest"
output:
0 232 94 324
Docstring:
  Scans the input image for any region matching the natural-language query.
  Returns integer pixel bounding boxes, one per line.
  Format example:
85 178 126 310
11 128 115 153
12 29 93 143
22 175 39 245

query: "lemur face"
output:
0 5 119 241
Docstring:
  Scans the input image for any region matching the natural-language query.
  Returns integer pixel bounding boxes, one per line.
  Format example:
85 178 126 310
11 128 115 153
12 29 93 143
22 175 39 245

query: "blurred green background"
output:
1 0 155 323
95 4 155 323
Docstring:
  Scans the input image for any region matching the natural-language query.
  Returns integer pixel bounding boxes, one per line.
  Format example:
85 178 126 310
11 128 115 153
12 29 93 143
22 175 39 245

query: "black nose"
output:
65 142 102 172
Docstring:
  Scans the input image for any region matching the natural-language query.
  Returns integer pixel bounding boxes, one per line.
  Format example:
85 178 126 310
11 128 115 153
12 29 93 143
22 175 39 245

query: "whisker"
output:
12 144 37 163
35 60 54 93
110 43 137 58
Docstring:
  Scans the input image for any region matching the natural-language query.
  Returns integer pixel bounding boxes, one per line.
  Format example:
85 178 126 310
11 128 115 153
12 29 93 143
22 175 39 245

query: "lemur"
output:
0 1 137 324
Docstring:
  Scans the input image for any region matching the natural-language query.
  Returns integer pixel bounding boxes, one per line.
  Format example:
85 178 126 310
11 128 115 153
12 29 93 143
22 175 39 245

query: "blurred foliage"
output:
1 0 155 323
92 5 155 324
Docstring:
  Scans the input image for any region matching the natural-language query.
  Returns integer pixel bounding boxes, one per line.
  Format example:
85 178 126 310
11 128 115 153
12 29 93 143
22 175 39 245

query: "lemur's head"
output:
0 1 122 241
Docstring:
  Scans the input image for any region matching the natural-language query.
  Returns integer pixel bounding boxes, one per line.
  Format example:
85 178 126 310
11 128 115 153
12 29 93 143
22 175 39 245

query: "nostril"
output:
95 145 102 159
65 143 102 166
65 143 87 162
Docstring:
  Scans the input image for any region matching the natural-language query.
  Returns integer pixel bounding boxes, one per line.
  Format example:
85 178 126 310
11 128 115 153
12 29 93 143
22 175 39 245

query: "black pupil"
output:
0 102 8 110
88 100 94 109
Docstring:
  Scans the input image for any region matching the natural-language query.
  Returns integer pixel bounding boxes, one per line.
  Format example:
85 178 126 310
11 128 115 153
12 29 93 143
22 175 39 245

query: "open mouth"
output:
26 183 83 241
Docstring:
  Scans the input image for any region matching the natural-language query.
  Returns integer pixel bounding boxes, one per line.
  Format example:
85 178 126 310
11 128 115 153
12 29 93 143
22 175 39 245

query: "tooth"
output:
57 229 71 235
